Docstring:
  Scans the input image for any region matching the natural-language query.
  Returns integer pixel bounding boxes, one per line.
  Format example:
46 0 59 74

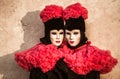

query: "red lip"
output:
56 41 60 43
70 41 74 44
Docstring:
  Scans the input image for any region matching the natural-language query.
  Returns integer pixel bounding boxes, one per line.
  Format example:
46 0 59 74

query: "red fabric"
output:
64 42 118 75
15 42 118 74
63 3 88 20
15 51 32 70
15 43 43 71
15 43 63 72
40 5 63 22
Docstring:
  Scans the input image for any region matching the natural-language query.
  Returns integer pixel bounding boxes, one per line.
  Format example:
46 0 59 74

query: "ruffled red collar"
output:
15 43 63 72
74 41 91 51
15 42 118 74
63 41 118 75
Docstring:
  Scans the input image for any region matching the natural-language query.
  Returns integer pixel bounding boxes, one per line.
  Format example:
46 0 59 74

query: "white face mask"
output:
50 29 64 46
65 29 81 47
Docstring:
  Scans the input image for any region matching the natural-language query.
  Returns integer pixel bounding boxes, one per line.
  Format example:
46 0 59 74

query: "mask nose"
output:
56 34 60 39
70 34 74 40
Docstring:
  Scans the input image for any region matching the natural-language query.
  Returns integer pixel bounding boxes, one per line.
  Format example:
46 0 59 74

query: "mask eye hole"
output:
74 32 78 35
66 32 70 35
51 32 57 35
60 32 63 34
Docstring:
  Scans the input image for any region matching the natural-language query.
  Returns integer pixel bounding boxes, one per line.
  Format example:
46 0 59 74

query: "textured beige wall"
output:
0 0 120 79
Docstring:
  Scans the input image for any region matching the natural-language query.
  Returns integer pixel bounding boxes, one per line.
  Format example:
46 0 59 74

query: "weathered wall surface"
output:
0 0 120 79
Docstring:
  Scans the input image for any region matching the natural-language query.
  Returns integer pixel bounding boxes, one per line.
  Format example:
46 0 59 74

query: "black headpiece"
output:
40 5 64 44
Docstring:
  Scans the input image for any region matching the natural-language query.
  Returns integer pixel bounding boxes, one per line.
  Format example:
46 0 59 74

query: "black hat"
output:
40 5 64 44
65 16 85 32
63 3 88 48
63 3 88 32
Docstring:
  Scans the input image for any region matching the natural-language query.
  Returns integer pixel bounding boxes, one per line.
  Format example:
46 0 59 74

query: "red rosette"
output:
63 3 88 20
40 5 63 22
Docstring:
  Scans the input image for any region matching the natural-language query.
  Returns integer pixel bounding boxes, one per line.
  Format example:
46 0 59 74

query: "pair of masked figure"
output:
15 3 118 79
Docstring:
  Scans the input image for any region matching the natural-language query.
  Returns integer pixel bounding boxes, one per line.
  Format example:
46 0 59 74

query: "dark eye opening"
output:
66 32 70 35
74 32 78 35
51 32 57 35
60 32 64 34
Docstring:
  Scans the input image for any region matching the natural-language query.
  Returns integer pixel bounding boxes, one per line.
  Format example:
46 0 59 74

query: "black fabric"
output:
40 37 51 44
58 59 100 79
29 58 68 79
85 71 100 79
30 68 46 79
44 18 64 31
40 18 64 44
65 16 85 32
29 58 100 79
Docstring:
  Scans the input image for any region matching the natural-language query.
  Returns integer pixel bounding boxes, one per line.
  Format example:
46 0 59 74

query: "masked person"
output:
15 5 65 79
62 3 118 79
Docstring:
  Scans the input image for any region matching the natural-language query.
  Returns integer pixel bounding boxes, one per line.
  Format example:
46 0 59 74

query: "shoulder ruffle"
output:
15 43 63 73
15 43 44 71
64 43 93 75
87 44 118 74
64 42 118 75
